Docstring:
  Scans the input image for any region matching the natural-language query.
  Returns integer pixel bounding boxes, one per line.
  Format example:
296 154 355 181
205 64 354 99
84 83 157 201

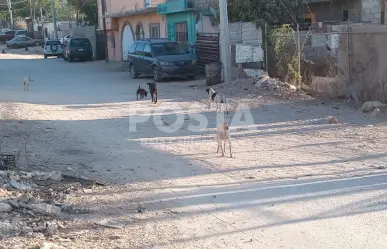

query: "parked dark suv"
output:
62 37 93 62
127 39 197 82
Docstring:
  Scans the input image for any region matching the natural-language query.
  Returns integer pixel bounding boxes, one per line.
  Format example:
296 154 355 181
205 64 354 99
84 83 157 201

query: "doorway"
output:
175 22 188 51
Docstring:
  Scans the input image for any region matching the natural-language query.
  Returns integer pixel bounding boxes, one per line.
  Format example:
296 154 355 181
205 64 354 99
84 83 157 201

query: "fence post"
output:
297 23 301 86
264 22 269 72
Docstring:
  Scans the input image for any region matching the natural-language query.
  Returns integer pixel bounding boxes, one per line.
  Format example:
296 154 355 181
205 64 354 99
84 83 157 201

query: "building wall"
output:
98 0 166 30
192 0 218 9
307 0 381 23
165 11 196 52
361 0 381 23
338 24 387 101
307 1 362 22
106 12 166 61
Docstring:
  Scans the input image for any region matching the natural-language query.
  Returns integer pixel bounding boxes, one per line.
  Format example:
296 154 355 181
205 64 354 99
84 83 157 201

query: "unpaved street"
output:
1 50 387 248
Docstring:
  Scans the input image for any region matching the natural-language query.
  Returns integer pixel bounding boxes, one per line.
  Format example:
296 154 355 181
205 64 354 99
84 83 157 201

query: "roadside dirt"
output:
1 49 387 249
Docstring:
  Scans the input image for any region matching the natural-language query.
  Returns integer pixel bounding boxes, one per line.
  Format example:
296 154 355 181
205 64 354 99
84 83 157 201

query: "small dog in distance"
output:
23 76 34 91
206 88 228 113
136 85 148 100
216 121 232 158
146 82 158 103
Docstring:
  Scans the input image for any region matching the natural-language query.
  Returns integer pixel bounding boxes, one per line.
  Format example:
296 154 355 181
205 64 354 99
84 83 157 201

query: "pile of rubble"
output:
0 169 95 240
254 73 299 92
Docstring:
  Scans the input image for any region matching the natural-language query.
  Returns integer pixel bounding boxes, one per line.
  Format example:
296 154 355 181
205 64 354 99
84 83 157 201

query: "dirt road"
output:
1 50 387 248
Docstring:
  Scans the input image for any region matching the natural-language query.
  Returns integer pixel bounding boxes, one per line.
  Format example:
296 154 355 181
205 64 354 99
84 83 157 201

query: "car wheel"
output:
153 67 161 82
130 64 138 79
187 75 196 81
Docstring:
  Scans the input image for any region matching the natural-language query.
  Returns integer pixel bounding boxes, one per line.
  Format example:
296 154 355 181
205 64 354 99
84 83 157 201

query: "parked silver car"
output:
6 36 41 48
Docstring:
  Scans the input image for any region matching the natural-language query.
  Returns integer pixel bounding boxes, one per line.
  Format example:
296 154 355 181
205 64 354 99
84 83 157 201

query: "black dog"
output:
146 82 158 103
136 85 148 100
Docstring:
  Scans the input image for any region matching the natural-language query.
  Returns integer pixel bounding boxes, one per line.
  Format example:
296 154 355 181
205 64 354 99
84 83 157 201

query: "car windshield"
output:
71 39 91 46
151 42 187 56
46 41 61 45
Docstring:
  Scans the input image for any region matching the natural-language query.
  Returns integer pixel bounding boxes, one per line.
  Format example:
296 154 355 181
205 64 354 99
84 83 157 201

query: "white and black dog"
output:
23 76 34 91
206 88 228 113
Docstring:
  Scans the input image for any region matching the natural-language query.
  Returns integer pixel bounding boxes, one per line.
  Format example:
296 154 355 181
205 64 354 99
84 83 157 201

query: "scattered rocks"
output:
40 242 66 249
0 168 103 239
361 101 386 113
288 84 297 91
328 117 338 124
0 203 12 212
29 203 62 217
371 108 381 117
95 219 126 229
9 180 32 190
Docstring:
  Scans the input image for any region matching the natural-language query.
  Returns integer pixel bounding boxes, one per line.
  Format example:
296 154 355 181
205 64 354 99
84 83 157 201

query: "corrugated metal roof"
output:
229 22 242 45
242 22 262 46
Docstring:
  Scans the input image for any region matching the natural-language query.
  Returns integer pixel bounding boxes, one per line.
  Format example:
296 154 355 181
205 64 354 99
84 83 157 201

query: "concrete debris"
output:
254 74 298 93
95 219 126 229
40 242 66 249
33 171 63 181
289 84 297 91
328 117 339 124
29 203 62 217
254 75 271 89
0 171 7 178
9 180 32 190
361 101 387 113
0 168 103 239
0 203 12 212
371 108 381 117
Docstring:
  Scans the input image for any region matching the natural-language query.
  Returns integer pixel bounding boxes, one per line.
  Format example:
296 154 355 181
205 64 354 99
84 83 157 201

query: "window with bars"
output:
175 22 188 50
144 0 151 8
149 24 160 39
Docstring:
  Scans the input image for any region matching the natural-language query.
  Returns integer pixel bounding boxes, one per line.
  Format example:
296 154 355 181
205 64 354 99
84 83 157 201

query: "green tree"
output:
226 0 305 26
67 0 97 25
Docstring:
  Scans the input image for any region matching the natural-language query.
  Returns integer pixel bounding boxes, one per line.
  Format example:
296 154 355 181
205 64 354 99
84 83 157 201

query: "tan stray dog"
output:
23 76 34 91
216 121 232 158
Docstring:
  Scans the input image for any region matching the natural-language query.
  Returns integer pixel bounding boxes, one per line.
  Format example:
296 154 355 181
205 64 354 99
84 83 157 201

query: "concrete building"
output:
97 0 219 61
97 0 167 61
156 0 218 53
305 0 383 24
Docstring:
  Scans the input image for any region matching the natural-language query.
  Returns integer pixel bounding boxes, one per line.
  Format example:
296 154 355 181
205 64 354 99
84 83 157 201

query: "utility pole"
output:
6 0 13 29
50 0 58 40
29 0 33 32
101 0 108 62
218 0 232 82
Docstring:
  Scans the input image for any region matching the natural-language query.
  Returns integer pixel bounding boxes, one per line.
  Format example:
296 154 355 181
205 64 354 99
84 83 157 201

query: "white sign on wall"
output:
235 44 264 64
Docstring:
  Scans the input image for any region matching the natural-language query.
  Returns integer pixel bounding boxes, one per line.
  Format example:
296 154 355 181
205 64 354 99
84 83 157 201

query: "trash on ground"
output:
95 219 126 229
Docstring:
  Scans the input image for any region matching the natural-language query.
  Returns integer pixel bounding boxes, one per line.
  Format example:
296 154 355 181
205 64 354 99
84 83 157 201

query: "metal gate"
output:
95 31 106 61
195 33 220 75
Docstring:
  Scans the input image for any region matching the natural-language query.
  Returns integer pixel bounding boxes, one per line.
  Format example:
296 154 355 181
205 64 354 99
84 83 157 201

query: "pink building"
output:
97 0 167 61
